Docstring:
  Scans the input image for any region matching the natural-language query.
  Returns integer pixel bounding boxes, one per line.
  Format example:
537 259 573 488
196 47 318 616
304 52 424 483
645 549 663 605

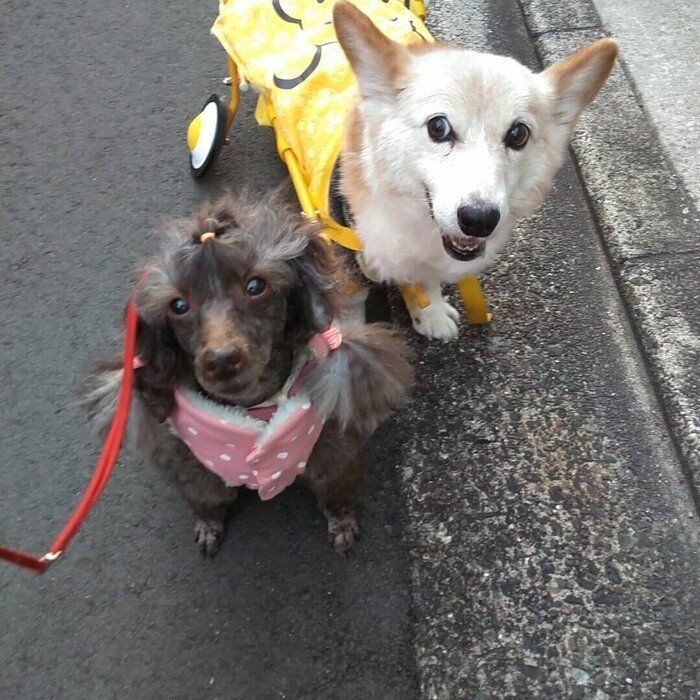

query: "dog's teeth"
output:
442 234 483 260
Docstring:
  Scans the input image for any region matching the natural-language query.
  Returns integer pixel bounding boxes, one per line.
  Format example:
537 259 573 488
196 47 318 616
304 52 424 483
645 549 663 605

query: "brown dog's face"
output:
166 262 290 403
133 194 337 407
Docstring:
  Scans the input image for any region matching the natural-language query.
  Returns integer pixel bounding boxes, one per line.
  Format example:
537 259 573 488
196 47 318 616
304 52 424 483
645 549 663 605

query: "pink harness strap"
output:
168 328 341 500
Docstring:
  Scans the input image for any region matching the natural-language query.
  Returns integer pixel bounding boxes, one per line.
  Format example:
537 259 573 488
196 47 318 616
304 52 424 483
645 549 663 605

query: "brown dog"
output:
82 192 412 554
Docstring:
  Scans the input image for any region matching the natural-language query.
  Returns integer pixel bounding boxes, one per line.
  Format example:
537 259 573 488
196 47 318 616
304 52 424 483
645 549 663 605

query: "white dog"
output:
333 1 617 340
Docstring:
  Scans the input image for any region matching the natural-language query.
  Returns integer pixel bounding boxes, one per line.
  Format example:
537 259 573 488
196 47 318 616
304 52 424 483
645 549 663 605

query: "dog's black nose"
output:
202 347 244 379
457 204 500 238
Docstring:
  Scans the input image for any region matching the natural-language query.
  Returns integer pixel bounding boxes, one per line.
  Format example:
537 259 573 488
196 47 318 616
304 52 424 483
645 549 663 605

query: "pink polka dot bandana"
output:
168 328 341 500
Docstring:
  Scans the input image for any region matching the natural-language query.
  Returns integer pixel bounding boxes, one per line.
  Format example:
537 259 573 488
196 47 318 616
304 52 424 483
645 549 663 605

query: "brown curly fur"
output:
81 191 413 555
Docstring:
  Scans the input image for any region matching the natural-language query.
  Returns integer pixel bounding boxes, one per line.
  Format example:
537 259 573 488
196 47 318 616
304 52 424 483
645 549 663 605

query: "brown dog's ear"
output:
132 267 191 392
291 232 340 332
333 0 408 101
543 38 618 126
134 316 189 393
304 323 414 435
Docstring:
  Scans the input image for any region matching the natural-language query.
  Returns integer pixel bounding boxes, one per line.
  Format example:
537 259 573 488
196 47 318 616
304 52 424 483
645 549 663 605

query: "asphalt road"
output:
0 1 415 698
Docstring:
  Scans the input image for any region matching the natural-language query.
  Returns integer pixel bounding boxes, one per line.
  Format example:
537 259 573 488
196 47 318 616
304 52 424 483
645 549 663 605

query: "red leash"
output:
0 298 139 574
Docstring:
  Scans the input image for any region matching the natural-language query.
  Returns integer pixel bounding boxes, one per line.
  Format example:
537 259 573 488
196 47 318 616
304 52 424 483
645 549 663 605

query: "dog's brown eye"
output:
427 115 452 142
504 122 530 150
245 277 267 297
169 297 190 315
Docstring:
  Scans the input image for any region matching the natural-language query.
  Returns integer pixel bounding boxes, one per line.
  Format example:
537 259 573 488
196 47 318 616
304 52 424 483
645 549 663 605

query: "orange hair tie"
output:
199 231 216 243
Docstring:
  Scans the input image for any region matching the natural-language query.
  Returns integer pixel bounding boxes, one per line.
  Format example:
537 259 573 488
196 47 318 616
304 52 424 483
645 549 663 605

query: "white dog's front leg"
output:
410 282 460 342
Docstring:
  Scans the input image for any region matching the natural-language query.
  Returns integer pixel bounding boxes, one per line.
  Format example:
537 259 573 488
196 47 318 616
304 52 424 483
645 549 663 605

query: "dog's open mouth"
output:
441 234 485 262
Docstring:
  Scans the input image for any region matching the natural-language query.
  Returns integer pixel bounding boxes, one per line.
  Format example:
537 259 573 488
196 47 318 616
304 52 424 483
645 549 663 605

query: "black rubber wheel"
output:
188 94 226 178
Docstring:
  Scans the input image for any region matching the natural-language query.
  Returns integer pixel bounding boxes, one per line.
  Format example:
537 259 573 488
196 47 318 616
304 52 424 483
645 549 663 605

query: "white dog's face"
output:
334 2 617 276
387 49 556 267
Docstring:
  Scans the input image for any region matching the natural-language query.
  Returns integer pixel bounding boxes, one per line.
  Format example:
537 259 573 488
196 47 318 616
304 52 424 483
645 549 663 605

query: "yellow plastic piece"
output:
457 276 492 324
399 285 431 316
224 56 240 136
186 115 201 151
412 0 427 20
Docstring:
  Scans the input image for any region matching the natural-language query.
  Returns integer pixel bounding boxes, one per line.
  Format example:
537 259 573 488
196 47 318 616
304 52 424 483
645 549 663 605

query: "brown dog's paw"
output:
193 518 226 556
326 512 360 554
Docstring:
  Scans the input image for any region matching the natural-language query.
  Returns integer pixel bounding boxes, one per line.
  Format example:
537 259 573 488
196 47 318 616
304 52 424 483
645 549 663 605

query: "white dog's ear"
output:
333 1 407 101
543 38 618 125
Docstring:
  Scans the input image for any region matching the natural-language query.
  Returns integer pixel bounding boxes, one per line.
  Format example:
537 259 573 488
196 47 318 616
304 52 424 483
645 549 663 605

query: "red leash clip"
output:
0 299 139 573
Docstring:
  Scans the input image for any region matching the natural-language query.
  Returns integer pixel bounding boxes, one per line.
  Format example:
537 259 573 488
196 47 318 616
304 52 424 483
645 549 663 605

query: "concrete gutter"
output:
518 0 700 502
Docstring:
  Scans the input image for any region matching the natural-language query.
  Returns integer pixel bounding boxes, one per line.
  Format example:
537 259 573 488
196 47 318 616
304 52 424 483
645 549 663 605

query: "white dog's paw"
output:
411 300 460 341
194 518 225 556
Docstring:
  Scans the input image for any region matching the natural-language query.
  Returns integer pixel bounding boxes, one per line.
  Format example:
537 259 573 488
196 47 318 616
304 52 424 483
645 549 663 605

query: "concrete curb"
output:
517 0 700 504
